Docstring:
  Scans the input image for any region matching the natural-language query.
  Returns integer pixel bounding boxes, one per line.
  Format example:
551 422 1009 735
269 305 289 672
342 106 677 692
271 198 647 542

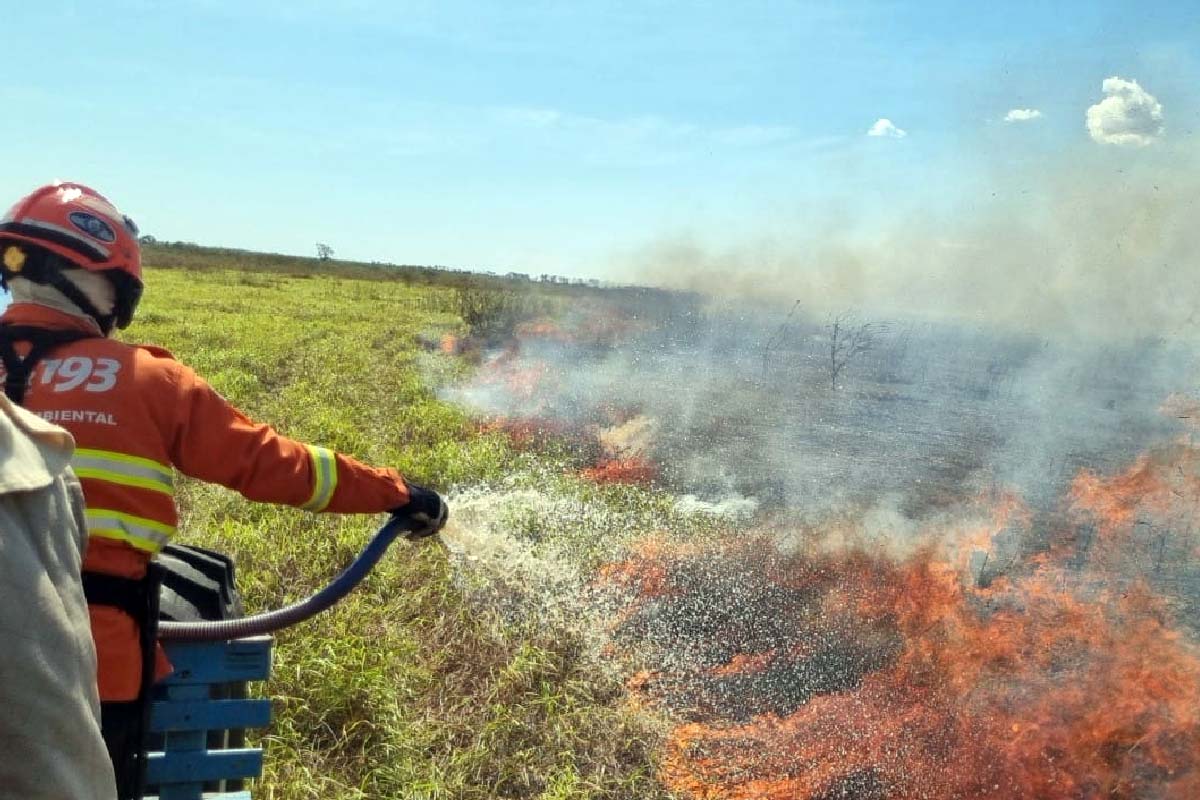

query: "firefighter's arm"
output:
166 363 410 513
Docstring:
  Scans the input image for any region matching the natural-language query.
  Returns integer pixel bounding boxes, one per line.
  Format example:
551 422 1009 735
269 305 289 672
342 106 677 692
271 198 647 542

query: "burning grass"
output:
581 458 661 485
1068 441 1200 573
600 490 1200 800
478 415 598 454
454 307 1200 799
458 307 1200 798
134 242 1200 800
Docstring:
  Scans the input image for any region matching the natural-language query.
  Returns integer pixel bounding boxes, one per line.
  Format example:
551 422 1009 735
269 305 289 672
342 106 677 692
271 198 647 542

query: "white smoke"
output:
1086 76 1164 147
674 493 760 522
628 135 1200 339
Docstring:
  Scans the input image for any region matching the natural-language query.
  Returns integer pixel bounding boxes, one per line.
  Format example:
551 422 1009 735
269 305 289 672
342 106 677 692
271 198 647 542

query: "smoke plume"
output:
626 138 1198 340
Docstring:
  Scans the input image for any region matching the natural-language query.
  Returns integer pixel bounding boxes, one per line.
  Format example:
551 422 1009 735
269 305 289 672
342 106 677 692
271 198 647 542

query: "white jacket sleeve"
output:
0 394 116 800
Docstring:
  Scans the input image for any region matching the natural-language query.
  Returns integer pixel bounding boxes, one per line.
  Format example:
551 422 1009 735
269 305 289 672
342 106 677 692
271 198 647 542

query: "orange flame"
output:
601 478 1200 799
581 458 660 485
1068 441 1200 574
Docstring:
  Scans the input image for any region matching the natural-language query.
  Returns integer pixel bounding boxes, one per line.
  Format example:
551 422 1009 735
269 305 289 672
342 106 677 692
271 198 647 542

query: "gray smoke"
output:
451 304 1194 527
443 127 1200 593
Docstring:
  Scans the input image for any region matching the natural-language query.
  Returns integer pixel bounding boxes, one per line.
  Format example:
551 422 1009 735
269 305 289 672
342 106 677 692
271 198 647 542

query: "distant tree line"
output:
137 239 695 305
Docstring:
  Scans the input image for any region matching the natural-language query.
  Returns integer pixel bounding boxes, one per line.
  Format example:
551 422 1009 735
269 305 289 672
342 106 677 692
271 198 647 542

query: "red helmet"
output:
0 182 142 330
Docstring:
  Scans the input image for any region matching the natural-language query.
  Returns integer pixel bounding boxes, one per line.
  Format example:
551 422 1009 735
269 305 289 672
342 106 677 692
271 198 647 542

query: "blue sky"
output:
4 1 1198 283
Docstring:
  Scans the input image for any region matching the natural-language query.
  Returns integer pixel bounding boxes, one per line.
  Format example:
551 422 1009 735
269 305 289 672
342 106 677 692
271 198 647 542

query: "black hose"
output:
158 516 417 642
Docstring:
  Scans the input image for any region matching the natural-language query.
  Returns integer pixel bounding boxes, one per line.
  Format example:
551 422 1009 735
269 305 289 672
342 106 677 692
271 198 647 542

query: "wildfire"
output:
478 416 598 456
458 305 671 484
1068 440 1200 576
580 414 661 484
580 458 660 485
480 412 659 484
446 286 1200 797
483 358 553 405
458 302 1200 796
600 480 1200 799
515 312 649 346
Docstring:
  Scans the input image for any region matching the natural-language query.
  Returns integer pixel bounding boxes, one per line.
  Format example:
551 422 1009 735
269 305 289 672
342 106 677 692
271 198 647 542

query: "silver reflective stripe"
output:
85 509 174 553
72 448 173 495
301 446 338 511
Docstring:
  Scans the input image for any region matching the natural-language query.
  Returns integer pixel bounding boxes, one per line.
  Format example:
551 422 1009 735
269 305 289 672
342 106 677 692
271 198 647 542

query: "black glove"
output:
390 481 448 540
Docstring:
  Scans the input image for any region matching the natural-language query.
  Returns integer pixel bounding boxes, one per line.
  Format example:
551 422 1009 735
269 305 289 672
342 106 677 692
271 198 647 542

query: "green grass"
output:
131 263 679 799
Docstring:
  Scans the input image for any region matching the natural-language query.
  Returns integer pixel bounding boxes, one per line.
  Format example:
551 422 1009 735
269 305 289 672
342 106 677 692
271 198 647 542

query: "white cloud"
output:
867 118 906 138
1004 108 1043 123
1086 76 1164 147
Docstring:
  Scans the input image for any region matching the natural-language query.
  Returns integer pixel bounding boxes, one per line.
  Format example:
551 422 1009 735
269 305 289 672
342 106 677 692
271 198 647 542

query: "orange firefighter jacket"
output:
0 303 412 701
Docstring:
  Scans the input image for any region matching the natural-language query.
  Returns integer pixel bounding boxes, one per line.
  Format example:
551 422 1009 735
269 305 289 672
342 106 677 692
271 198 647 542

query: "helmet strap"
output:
0 326 97 404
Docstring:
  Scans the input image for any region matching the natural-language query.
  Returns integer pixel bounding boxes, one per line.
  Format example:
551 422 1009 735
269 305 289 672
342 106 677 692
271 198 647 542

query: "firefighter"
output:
0 182 448 799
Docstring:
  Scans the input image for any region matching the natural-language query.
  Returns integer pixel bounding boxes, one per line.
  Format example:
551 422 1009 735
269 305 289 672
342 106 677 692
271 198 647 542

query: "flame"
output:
1068 440 1200 576
597 414 657 460
515 319 567 339
600 482 1200 799
460 310 667 482
658 566 1200 800
580 458 660 485
708 650 777 678
479 416 594 452
515 312 650 345
455 309 1200 796
490 360 553 404
596 535 707 598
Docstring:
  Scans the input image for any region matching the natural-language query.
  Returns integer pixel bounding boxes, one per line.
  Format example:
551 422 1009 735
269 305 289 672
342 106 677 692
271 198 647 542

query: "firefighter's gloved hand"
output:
390 481 448 540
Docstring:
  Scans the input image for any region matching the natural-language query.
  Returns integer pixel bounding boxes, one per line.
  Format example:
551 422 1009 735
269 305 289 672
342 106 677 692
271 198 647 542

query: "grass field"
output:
88 244 1200 800
130 256 680 799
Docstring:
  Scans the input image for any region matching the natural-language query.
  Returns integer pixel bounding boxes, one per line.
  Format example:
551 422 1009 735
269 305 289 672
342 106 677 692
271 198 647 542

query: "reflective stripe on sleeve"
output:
72 448 174 495
301 446 338 512
85 509 174 553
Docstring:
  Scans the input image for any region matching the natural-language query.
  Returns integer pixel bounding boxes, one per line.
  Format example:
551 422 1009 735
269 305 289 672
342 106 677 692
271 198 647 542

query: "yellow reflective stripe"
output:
73 467 173 495
85 509 175 553
72 450 170 474
88 528 162 553
72 449 173 495
75 448 173 477
301 446 338 512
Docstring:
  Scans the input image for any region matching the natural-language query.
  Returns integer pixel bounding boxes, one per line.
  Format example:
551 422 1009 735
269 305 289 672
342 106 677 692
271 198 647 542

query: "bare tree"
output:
316 242 335 261
761 299 802 381
826 312 882 389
